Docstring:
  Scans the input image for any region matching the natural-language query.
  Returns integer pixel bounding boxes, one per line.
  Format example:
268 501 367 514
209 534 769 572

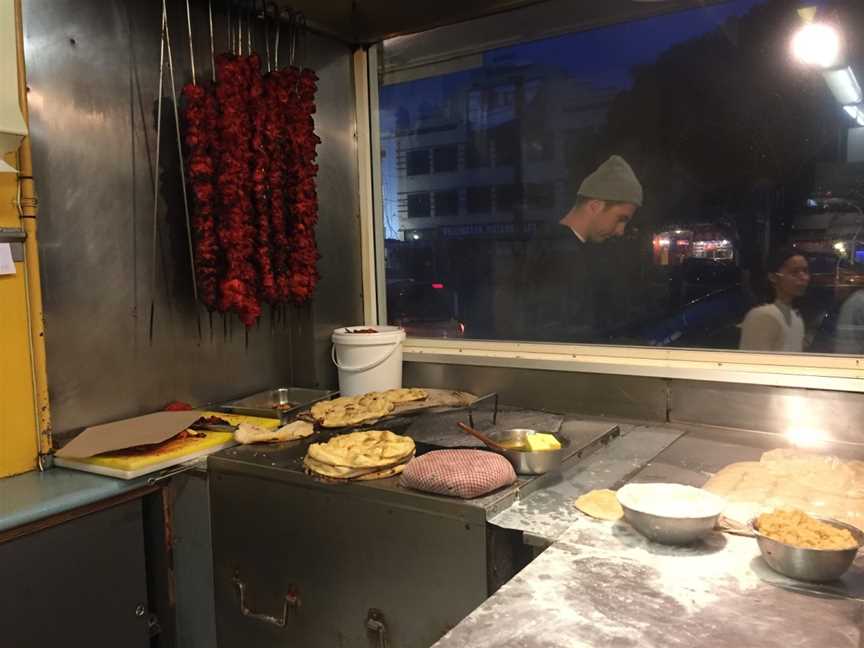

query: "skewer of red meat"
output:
214 52 260 326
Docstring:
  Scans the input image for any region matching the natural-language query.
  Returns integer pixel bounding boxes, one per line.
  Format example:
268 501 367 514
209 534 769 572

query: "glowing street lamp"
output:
791 22 841 69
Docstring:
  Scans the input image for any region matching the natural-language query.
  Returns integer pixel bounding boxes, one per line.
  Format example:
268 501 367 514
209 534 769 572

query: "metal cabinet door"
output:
0 499 150 648
211 472 487 648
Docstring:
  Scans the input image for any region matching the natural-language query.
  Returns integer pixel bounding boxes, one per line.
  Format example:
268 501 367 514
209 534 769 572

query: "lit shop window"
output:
379 0 864 353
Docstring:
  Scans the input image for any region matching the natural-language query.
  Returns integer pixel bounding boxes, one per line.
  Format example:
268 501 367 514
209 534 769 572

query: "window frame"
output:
359 23 864 394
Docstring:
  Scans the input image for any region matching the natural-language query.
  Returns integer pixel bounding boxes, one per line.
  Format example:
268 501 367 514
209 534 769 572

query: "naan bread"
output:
306 430 415 469
380 388 428 404
574 489 623 521
235 420 314 445
303 454 412 480
311 394 395 428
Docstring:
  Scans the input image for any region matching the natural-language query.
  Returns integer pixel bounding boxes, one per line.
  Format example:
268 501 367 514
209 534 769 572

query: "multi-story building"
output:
380 60 618 242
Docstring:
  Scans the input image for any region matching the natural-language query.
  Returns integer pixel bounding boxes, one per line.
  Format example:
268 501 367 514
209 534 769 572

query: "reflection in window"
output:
379 0 864 350
466 135 491 168
435 190 459 217
406 149 430 176
406 193 431 218
495 184 522 212
525 183 555 210
526 132 555 162
467 187 493 214
433 146 458 173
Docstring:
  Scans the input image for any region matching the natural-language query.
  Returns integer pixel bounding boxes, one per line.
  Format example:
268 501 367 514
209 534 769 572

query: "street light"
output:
791 22 841 69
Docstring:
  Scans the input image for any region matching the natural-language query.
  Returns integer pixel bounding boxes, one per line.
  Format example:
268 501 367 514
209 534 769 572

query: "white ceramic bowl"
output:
617 483 726 545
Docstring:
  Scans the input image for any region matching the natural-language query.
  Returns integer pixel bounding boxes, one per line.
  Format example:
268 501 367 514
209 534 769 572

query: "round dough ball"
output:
575 489 624 521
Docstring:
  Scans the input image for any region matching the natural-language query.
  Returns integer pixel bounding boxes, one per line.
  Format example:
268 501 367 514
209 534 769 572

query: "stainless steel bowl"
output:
488 428 569 475
749 516 864 582
617 483 725 546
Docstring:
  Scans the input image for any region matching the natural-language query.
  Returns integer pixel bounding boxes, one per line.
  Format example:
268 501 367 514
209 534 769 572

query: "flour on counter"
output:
561 516 762 614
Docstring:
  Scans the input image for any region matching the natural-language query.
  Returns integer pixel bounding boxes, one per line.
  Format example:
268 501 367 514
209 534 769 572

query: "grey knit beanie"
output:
578 155 643 207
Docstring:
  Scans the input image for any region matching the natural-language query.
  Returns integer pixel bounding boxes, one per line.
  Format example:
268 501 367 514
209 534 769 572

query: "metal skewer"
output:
208 0 216 82
164 0 202 341
184 0 196 85
149 5 168 344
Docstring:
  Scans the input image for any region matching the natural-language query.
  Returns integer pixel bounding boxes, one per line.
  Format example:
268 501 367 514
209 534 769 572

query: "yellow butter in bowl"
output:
524 433 562 452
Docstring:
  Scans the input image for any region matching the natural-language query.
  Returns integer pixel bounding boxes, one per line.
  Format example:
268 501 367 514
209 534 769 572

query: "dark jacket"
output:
518 224 597 342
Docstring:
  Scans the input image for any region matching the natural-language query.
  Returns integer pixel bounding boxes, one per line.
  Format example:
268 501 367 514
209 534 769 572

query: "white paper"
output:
0 243 15 275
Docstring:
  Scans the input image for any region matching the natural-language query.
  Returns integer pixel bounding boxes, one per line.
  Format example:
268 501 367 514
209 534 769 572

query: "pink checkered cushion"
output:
400 449 517 499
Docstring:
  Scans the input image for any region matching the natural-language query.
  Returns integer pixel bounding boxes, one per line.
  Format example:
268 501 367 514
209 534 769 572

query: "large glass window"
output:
379 0 864 354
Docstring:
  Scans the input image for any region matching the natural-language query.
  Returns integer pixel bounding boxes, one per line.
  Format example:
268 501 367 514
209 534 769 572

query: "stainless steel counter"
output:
435 425 864 647
208 417 621 524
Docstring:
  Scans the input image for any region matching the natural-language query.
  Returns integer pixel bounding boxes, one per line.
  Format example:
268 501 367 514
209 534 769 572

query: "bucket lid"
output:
332 325 405 344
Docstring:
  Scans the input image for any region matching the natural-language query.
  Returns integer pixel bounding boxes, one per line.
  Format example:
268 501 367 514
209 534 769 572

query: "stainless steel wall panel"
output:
404 362 668 421
22 0 360 434
669 380 864 445
210 470 487 648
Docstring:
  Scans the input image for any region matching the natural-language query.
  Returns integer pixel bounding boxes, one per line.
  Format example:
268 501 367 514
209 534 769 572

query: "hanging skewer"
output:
208 0 216 82
149 6 168 344
263 1 271 72
273 6 281 69
184 0 196 85
165 0 202 341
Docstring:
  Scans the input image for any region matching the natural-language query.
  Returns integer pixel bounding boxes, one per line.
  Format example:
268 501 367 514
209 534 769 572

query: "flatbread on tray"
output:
307 430 414 468
380 388 428 404
304 430 415 481
311 393 395 428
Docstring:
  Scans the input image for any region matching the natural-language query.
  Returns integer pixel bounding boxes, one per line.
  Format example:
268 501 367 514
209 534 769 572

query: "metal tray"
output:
216 387 336 422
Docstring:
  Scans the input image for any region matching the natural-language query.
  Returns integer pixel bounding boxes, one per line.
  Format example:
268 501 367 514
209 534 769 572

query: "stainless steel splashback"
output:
405 362 864 445
22 0 361 435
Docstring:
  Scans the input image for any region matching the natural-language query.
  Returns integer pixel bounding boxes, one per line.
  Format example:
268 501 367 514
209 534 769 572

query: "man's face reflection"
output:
589 202 637 242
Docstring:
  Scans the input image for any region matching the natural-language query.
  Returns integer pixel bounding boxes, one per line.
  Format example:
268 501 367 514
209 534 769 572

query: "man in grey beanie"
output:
561 155 643 243
515 156 643 341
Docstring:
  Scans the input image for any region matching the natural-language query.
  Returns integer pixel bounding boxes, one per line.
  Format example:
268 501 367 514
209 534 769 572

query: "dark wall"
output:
23 0 362 434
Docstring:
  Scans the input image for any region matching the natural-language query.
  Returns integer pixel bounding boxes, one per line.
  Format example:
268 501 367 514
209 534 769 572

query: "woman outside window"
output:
739 247 810 352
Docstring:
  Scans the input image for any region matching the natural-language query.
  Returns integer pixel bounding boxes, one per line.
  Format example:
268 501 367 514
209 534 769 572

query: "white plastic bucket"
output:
331 326 406 396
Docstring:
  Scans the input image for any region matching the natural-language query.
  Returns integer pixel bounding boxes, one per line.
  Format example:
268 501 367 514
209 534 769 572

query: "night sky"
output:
488 0 768 89
381 0 776 120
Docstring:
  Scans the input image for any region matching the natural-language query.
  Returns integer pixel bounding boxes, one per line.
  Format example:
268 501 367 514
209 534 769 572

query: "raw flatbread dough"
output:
306 430 415 469
574 489 624 521
234 420 314 445
704 448 864 528
311 394 395 428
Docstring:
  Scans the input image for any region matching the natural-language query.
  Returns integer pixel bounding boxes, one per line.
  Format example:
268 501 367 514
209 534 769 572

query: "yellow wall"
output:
0 151 37 476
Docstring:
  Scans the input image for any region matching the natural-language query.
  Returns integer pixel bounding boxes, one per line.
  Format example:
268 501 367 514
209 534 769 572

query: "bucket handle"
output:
331 342 401 373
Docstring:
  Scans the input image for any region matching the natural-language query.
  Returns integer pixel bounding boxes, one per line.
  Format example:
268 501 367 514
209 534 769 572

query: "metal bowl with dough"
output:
616 483 726 546
749 516 864 582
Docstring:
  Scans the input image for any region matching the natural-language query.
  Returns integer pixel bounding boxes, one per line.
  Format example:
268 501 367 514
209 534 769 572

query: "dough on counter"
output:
574 489 624 521
704 449 864 528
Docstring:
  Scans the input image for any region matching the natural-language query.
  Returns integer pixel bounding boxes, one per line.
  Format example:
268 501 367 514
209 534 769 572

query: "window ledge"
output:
402 338 864 392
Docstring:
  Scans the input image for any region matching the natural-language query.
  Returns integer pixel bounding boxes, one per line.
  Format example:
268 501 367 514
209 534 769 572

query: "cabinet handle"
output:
233 573 300 628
